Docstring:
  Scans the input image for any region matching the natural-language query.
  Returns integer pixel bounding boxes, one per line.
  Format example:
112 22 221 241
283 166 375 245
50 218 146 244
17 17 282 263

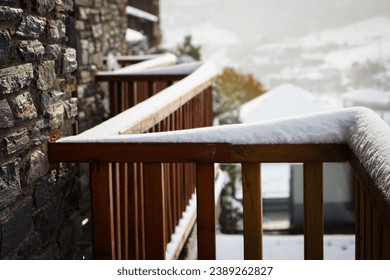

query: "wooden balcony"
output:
49 55 390 260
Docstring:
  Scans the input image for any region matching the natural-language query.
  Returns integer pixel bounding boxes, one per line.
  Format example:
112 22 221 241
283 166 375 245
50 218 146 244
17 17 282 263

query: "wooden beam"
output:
90 163 116 259
196 163 216 260
143 163 166 259
303 162 324 260
242 163 263 260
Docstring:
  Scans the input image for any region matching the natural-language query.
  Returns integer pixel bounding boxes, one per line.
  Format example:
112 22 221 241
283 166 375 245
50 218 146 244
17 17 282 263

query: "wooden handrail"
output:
50 58 217 260
50 106 390 260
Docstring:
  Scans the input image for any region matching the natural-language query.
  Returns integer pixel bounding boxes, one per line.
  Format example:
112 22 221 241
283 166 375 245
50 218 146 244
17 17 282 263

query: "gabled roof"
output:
239 83 332 123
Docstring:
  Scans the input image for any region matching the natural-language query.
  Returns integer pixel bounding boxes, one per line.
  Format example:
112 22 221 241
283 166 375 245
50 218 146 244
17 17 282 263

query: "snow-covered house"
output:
239 84 354 229
126 3 161 47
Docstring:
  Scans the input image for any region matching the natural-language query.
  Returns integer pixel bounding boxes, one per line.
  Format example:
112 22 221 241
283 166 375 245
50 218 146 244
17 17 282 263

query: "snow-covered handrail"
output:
98 53 177 76
60 62 217 138
50 106 390 260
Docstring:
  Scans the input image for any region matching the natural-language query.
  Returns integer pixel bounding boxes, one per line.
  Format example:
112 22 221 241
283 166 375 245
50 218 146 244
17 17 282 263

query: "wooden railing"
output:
50 60 217 259
50 106 390 260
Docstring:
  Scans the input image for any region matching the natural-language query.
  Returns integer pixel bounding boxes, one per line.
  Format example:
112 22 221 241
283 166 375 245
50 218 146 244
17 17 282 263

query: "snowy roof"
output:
239 83 332 123
125 28 145 43
343 88 390 110
126 6 158 22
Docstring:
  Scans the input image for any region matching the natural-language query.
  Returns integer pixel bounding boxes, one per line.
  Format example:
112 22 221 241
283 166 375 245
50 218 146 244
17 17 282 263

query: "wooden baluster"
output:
90 163 116 259
120 163 129 259
109 82 117 117
365 193 373 259
137 163 145 259
355 180 365 259
242 163 263 260
196 163 216 260
143 163 166 259
128 163 139 259
381 223 390 259
303 162 324 260
112 163 122 259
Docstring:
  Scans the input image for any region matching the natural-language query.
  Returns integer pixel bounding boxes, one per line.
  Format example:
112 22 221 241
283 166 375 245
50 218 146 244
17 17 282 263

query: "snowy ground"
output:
216 234 355 260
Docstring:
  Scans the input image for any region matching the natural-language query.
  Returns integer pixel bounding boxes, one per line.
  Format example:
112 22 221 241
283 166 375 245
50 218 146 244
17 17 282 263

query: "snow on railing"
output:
51 106 390 260
50 59 218 260
98 53 177 76
60 62 217 139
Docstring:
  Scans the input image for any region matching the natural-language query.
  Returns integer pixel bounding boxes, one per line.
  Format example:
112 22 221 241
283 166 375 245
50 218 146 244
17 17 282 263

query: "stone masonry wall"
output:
0 0 80 259
0 0 129 259
73 0 128 132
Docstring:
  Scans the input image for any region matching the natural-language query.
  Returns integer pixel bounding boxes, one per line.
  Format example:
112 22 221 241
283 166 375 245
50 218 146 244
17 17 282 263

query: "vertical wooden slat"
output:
137 163 145 259
120 163 129 259
143 163 166 259
381 224 390 259
365 196 373 259
242 163 263 260
357 183 366 259
127 163 139 259
196 163 216 260
372 206 381 259
303 162 324 260
90 163 116 259
113 163 122 259
355 180 363 260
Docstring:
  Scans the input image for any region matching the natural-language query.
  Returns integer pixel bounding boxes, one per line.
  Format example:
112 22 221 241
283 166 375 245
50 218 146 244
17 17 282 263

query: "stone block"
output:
1 129 30 155
0 99 14 128
74 0 92 7
62 48 77 73
58 213 82 254
10 231 41 259
41 90 65 109
55 0 73 12
64 98 78 119
44 103 64 129
0 64 34 95
44 44 61 60
16 15 46 39
0 160 21 209
18 40 45 62
26 150 50 184
34 195 63 241
10 91 38 120
47 19 66 40
0 29 11 62
37 61 56 91
34 170 59 208
0 6 23 22
0 198 32 257
36 0 55 15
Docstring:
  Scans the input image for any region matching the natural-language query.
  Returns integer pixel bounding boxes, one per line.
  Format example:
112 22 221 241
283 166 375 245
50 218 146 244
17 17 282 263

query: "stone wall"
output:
0 0 129 259
0 0 80 259
73 0 128 132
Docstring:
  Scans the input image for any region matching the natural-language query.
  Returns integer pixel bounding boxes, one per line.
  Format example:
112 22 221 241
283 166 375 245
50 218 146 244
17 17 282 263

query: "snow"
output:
166 193 196 260
216 234 355 260
125 28 145 43
59 61 217 140
101 53 177 75
239 83 332 123
126 6 158 22
165 166 225 259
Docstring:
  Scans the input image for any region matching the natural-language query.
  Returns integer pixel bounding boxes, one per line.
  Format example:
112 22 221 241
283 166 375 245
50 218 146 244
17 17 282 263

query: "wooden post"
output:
242 163 263 260
196 163 216 260
143 163 166 259
90 163 116 259
303 162 324 260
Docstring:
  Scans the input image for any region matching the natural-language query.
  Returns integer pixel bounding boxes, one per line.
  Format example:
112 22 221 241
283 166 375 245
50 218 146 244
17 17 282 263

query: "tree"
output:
214 67 266 124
